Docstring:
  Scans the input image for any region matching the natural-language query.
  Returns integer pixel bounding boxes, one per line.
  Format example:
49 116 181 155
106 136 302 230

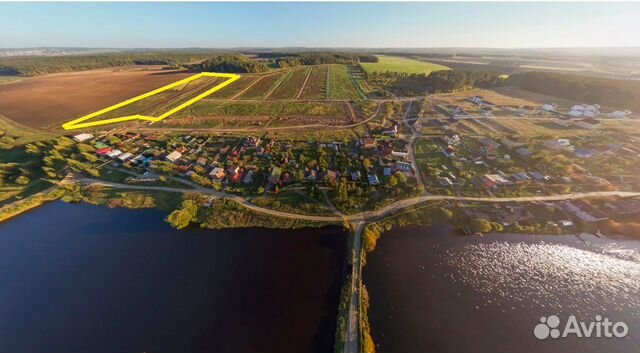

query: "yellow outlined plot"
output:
62 72 240 130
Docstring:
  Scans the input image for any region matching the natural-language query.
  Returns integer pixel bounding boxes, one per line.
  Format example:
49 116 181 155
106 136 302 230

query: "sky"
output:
1 2 640 49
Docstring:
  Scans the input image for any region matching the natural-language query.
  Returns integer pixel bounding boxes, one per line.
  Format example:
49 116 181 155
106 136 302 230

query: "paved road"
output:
343 221 364 353
75 177 640 223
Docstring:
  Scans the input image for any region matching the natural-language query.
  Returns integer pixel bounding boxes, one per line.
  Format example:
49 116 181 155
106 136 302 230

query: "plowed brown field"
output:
0 66 191 128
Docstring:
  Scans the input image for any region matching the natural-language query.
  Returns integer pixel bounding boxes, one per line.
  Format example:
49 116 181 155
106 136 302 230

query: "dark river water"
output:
364 226 640 353
0 201 346 353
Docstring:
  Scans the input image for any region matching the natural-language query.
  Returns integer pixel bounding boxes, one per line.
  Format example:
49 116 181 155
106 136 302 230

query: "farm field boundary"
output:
62 72 240 130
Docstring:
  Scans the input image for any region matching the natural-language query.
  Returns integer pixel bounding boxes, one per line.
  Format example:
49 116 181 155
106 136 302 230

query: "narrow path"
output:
229 75 267 101
263 70 292 100
296 68 313 100
321 189 344 216
399 100 426 190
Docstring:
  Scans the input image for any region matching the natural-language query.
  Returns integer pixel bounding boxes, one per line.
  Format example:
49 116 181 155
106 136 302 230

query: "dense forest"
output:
367 70 504 96
196 55 269 73
256 53 378 68
506 71 640 110
0 51 222 76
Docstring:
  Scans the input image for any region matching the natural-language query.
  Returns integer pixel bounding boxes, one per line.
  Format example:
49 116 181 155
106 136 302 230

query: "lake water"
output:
363 226 640 353
0 201 346 353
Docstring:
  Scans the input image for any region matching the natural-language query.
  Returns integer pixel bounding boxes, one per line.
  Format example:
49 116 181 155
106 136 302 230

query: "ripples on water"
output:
438 240 640 318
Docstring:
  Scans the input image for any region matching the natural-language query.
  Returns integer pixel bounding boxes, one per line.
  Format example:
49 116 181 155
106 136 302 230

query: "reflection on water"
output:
439 241 640 319
364 227 640 353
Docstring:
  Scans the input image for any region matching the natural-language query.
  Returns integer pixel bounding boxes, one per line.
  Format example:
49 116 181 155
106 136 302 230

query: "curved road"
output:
75 177 640 223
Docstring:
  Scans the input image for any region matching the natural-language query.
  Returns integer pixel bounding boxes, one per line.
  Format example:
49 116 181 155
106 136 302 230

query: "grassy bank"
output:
0 186 63 223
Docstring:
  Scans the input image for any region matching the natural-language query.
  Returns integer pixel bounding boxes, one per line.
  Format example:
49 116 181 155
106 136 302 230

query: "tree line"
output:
506 71 640 110
255 53 378 68
195 55 269 73
367 69 505 96
0 51 224 76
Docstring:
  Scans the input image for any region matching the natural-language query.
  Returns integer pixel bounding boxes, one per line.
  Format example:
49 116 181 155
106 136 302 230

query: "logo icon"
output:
534 315 561 339
534 314 629 340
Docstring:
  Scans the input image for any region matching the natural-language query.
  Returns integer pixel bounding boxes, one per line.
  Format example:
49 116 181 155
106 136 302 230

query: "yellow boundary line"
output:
62 72 240 130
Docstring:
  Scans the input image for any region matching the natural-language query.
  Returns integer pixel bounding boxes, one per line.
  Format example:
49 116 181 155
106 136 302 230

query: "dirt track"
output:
0 66 191 128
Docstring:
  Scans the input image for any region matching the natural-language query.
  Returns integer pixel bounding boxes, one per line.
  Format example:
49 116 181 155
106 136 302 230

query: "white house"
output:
543 139 571 150
209 167 226 180
166 151 182 162
106 149 122 158
117 152 133 162
442 134 461 146
540 103 557 112
569 104 600 117
72 133 94 143
391 150 409 160
608 110 632 118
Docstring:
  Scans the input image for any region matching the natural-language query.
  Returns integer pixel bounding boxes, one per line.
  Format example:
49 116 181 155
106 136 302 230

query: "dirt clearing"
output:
0 66 191 128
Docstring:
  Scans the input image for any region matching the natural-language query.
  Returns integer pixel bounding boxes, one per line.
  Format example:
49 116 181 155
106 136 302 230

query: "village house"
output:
72 133 94 143
474 174 512 189
394 161 412 174
166 151 182 163
442 134 461 146
540 103 557 112
382 124 398 136
243 136 262 148
543 139 571 150
209 167 226 180
569 104 600 117
227 165 240 176
96 147 112 156
117 152 133 162
360 137 377 149
608 110 632 118
351 171 361 181
391 150 409 160
368 174 380 186
438 176 453 186
107 149 123 159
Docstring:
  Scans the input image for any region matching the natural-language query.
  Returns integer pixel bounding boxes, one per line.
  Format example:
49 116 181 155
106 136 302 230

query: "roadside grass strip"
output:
62 72 240 130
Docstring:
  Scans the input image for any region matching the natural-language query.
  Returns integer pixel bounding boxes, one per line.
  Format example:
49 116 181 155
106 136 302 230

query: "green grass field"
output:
361 56 450 75
328 65 361 100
